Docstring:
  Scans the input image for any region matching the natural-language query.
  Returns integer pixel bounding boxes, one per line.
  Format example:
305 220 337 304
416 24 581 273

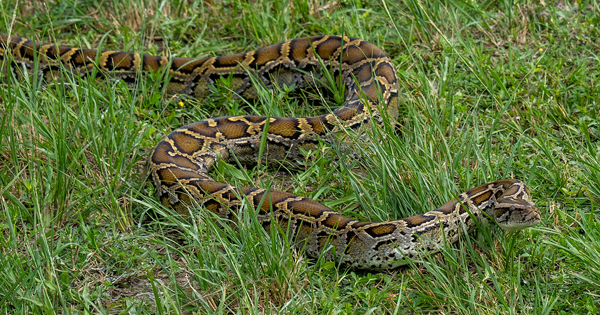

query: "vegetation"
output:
1 0 599 313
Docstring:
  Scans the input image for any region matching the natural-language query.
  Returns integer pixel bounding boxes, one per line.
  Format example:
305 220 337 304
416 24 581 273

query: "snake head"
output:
493 197 541 231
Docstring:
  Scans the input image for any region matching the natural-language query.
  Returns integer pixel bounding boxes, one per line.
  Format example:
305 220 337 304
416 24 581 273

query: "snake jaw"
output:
493 200 541 232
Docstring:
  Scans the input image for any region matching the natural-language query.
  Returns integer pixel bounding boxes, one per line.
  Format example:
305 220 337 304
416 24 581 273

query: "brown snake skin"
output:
0 33 541 269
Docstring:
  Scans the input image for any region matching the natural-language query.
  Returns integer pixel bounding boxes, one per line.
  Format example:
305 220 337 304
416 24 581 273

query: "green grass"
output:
1 0 599 313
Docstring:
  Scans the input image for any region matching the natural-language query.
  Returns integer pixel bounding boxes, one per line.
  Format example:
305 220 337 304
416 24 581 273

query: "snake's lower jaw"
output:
496 206 541 232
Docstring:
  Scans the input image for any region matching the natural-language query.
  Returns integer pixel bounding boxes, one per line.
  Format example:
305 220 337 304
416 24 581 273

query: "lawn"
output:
1 0 599 314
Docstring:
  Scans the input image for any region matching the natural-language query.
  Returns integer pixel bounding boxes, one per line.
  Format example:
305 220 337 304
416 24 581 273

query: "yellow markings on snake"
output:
0 33 541 270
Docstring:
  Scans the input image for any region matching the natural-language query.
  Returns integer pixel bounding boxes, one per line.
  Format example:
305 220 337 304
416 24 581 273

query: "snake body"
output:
0 33 541 269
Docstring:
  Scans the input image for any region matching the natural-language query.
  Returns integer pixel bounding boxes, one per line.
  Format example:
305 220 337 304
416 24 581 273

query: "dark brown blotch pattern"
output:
1 33 539 270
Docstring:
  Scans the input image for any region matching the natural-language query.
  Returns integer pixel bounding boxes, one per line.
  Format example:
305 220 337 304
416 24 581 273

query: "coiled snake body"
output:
0 33 541 270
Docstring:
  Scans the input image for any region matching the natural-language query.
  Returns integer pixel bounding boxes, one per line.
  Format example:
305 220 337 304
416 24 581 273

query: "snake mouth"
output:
496 207 541 232
493 194 541 232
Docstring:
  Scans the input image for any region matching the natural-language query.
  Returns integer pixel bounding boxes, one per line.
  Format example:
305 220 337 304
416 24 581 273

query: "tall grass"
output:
1 0 599 313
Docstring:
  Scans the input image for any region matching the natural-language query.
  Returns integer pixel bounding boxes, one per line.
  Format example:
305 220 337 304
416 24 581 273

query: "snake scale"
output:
0 33 541 270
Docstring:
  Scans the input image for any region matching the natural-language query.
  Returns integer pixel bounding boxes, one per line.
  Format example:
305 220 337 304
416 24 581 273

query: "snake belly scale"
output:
0 33 541 270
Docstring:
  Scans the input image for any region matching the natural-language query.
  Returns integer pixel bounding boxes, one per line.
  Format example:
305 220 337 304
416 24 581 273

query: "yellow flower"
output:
178 101 184 107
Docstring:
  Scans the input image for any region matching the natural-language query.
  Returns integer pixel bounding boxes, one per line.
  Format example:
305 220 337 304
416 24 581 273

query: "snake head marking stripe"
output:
494 196 541 231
